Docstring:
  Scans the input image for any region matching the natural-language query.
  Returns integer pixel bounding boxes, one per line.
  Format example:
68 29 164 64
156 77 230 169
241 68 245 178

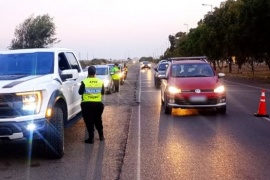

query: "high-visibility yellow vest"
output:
111 67 121 80
82 77 103 102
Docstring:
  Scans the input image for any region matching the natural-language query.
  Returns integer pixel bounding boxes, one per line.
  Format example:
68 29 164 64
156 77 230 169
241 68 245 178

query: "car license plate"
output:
189 96 207 102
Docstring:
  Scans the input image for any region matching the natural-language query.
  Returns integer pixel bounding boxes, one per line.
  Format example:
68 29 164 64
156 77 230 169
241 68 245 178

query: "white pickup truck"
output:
0 48 87 158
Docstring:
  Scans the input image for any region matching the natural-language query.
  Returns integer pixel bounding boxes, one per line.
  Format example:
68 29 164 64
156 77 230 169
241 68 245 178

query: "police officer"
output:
123 63 128 80
78 66 105 144
110 63 121 92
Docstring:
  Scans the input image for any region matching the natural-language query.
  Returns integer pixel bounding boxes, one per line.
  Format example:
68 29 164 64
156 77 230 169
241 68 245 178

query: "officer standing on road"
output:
110 63 121 92
123 63 128 80
78 66 105 144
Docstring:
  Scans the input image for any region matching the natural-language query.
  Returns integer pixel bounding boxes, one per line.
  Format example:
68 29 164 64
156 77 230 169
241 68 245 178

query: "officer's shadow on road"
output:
82 141 105 179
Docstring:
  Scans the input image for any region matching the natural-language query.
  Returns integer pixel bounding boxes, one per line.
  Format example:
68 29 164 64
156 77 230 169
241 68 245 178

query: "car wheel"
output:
44 104 64 159
156 79 160 89
164 97 172 115
107 86 112 94
217 105 226 114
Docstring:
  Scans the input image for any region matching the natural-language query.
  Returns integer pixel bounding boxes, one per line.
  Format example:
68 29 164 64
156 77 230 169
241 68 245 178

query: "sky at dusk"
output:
0 0 225 60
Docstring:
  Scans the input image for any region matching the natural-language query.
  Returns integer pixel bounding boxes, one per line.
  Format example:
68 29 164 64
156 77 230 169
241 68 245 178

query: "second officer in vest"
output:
79 66 105 144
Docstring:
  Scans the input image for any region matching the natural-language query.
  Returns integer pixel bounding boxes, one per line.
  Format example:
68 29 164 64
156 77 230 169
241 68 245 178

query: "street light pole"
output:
184 23 189 33
202 3 213 13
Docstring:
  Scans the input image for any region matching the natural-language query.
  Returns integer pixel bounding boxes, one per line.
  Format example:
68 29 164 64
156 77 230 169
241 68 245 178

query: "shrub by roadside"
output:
217 63 270 84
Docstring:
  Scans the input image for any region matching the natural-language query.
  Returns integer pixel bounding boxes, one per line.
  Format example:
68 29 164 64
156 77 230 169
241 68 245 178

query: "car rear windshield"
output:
158 63 168 71
0 52 54 75
171 63 214 77
96 67 108 75
143 61 149 64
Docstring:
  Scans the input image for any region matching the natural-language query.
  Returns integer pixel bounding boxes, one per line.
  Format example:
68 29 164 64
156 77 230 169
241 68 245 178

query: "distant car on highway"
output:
160 57 226 115
94 65 114 94
154 61 169 89
141 61 151 69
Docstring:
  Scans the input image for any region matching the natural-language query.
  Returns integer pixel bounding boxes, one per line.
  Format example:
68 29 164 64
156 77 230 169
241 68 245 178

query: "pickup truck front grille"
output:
0 94 21 102
0 94 24 118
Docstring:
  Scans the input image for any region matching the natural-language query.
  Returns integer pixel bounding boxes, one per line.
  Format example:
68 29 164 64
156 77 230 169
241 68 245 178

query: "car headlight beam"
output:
168 86 181 94
214 85 225 93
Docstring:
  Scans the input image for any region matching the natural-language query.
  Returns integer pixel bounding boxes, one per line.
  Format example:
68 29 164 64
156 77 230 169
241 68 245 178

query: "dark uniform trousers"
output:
113 79 120 92
81 102 104 139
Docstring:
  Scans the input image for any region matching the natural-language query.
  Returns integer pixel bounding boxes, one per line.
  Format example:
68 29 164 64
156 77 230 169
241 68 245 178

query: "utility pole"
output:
184 23 189 33
202 3 213 13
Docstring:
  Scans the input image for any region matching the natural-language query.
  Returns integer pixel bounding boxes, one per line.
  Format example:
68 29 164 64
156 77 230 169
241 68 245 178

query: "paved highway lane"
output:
1 63 270 180
121 65 270 180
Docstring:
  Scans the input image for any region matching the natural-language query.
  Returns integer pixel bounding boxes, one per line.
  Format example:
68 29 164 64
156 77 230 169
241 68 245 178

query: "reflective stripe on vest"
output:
82 77 103 102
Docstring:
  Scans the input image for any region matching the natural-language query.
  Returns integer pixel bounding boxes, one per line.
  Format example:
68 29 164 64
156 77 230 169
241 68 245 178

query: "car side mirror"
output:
154 67 158 72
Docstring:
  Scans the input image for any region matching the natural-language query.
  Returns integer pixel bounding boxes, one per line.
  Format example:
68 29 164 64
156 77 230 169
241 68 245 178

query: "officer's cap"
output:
88 66 96 75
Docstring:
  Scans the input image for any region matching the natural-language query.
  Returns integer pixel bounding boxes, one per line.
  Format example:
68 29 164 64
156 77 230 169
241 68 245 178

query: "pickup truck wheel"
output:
44 105 64 159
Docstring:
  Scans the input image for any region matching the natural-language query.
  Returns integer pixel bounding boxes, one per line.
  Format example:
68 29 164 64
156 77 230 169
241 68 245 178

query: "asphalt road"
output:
1 63 270 180
120 65 270 180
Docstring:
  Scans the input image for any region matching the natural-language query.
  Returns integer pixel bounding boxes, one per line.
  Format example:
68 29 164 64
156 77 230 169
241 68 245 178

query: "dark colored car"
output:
141 61 151 69
160 57 226 115
154 62 169 88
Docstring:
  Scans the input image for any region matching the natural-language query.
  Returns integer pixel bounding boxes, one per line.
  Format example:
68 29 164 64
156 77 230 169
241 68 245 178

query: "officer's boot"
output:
85 131 94 144
98 130 105 141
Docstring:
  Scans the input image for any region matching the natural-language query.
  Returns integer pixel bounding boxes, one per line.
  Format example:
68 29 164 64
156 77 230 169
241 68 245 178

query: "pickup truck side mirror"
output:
61 69 79 81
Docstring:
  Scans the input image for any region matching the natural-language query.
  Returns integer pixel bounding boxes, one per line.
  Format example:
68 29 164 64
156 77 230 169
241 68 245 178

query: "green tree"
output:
9 14 60 49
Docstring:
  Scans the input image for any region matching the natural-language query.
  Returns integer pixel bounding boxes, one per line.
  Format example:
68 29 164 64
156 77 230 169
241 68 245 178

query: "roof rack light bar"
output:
168 56 208 62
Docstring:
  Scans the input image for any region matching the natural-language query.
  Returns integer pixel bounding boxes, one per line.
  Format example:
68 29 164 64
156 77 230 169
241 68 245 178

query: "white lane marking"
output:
137 67 141 180
263 117 270 122
225 80 270 91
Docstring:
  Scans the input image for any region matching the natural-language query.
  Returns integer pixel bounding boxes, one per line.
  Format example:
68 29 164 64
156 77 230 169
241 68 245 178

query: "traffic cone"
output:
254 89 269 117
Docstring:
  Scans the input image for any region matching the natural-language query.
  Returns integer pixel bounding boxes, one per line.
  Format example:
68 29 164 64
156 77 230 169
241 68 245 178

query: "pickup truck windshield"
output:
0 52 54 75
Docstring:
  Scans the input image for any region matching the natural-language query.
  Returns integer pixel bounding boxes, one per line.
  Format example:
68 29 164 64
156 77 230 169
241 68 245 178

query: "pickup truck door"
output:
65 52 86 118
58 52 76 120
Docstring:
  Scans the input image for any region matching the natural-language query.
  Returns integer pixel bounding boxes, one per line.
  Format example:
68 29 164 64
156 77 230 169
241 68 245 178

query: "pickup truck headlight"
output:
168 86 181 94
214 85 225 93
16 91 42 114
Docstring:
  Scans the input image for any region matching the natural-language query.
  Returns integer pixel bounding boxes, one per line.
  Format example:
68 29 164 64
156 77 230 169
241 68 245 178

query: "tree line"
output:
162 0 270 74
